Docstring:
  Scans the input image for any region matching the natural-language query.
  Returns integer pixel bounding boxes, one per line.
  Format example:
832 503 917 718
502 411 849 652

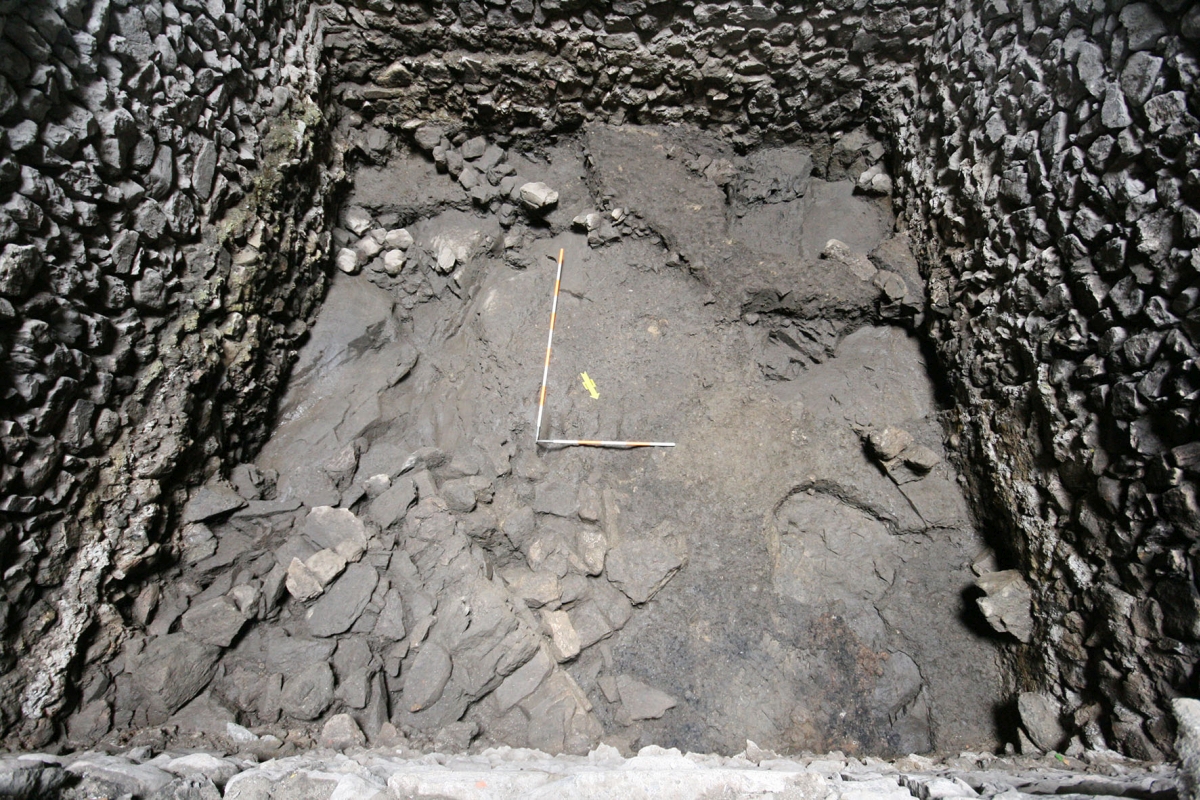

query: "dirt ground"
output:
199 123 1008 757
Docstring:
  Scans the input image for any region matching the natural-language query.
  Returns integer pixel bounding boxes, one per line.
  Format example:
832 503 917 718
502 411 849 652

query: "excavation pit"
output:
120 124 1011 759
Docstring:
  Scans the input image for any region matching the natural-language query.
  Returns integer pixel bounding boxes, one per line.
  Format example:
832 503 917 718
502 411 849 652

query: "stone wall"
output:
322 0 935 145
0 0 336 746
894 0 1200 759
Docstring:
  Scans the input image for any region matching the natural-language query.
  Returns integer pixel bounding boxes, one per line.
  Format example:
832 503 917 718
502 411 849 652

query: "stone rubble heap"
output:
0 740 1181 800
83 414 685 755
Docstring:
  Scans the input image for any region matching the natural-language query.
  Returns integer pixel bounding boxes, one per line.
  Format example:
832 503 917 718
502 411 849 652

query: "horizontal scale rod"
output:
537 439 676 448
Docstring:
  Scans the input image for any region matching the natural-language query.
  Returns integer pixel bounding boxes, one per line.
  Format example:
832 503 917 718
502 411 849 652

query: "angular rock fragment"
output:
605 539 683 605
1018 691 1066 752
304 506 368 562
343 206 373 236
413 124 444 153
181 595 249 647
285 550 345 602
306 562 379 637
403 643 452 712
503 568 561 608
336 247 360 274
182 484 246 523
902 445 941 472
281 662 335 720
519 182 558 212
133 634 220 714
369 476 415 529
822 239 876 281
373 589 407 641
494 647 554 712
533 481 578 518
616 675 677 721
975 570 1034 643
541 609 581 661
867 427 914 462
320 713 367 750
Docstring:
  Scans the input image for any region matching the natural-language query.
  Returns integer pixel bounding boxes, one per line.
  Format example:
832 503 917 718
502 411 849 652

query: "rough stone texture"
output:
1177 699 1200 800
0 0 336 747
894 0 1200 758
975 571 1034 644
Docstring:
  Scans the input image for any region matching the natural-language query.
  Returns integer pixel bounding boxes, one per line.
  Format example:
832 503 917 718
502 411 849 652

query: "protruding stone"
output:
181 596 249 648
343 206 373 236
975 570 1034 643
821 239 876 281
867 427 914 462
306 562 379 637
616 675 677 720
281 662 335 720
541 609 581 661
403 643 452 712
133 634 220 714
182 484 246 523
606 539 683 605
413 124 444 153
1018 691 1067 752
385 228 414 250
319 713 367 750
519 182 559 211
304 506 368 562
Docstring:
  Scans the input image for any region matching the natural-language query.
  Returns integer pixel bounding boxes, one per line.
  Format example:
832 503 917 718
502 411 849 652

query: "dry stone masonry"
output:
0 0 1196 779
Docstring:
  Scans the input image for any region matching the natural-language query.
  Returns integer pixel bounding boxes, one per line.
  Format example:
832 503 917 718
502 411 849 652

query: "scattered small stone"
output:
385 228 414 249
336 247 361 274
867 427 914 462
343 207 374 236
319 713 367 750
616 675 677 721
519 182 559 212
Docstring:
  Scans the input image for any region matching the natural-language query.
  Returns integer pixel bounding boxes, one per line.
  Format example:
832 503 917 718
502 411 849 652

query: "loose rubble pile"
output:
0 0 1195 771
0 738 1182 800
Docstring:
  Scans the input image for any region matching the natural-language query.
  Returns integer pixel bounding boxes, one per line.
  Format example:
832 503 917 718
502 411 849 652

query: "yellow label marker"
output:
581 372 600 399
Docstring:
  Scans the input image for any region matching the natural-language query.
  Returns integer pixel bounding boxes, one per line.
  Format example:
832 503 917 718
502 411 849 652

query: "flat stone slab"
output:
305 562 379 637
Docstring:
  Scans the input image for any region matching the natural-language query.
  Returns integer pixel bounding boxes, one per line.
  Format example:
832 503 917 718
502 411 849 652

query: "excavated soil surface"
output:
124 124 1009 760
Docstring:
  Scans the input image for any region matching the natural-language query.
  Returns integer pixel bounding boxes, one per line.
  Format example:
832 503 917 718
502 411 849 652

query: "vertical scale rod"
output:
534 248 566 444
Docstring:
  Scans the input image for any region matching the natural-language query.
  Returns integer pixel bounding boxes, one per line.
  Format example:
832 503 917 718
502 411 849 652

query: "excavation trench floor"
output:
135 125 1007 759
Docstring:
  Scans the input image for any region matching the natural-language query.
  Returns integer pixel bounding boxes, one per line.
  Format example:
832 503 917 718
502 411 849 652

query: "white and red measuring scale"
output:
534 248 675 449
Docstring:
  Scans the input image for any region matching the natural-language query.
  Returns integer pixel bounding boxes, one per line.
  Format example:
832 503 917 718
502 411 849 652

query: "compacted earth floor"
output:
84 123 1012 761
